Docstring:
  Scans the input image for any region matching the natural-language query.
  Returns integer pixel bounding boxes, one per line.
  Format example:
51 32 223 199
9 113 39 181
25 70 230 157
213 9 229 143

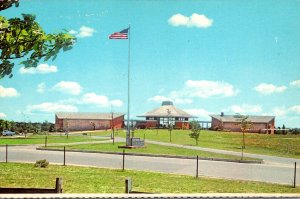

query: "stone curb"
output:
36 147 263 164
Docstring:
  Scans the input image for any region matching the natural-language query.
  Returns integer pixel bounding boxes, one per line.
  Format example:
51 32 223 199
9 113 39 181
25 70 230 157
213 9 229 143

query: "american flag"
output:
109 28 129 39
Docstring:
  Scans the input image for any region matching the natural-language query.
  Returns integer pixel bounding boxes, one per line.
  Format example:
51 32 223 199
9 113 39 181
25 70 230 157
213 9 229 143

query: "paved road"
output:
0 145 299 186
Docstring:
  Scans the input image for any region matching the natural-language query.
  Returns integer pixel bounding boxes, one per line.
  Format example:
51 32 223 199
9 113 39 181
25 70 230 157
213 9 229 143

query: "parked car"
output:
2 130 16 136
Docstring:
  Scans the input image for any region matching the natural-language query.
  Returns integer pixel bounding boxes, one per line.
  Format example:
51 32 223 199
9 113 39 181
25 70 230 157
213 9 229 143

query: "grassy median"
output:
0 134 109 145
104 129 300 159
45 142 260 162
0 162 299 193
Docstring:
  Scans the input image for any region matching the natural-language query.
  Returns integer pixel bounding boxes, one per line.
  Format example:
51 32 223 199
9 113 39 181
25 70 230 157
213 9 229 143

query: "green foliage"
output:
0 119 55 134
289 128 300 135
34 159 49 168
282 124 286 134
113 129 300 159
234 115 252 132
0 134 108 145
189 121 201 145
0 0 19 11
49 142 259 161
0 12 76 78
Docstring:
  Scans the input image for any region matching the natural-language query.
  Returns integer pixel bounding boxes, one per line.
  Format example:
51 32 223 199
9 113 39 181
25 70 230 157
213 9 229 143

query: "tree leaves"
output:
0 13 76 78
189 121 201 145
0 0 19 12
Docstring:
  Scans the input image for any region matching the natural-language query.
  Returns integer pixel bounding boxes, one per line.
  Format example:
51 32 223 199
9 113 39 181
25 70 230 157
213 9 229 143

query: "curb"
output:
36 147 263 164
0 193 299 199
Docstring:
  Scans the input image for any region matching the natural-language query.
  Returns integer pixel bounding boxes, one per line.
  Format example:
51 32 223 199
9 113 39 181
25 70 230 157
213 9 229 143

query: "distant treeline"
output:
0 119 55 134
274 125 300 135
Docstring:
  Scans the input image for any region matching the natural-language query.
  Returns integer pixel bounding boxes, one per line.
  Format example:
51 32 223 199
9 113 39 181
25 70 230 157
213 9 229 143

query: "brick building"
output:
136 101 195 129
210 113 275 134
55 112 125 132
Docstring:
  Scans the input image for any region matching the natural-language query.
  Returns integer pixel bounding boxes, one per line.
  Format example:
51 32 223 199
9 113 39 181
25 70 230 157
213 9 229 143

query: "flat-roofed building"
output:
210 113 275 134
55 112 125 132
137 101 195 129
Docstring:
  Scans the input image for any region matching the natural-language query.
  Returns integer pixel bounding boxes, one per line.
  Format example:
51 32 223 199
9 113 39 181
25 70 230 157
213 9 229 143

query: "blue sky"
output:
0 0 300 127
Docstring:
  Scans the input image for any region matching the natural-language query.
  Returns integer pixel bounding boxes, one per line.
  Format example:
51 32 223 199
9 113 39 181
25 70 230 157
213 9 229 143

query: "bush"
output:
288 128 300 135
34 159 49 168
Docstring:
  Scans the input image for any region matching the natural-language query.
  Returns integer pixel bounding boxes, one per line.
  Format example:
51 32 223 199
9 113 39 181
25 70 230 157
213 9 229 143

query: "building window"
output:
177 117 188 121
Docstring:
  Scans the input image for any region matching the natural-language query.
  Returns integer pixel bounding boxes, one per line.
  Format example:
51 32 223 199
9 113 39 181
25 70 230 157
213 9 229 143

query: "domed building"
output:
136 101 195 129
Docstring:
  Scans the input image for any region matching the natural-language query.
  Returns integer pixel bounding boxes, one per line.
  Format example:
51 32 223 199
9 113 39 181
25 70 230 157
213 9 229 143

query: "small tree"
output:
168 123 173 142
282 124 286 135
234 114 252 149
234 114 252 160
189 121 201 145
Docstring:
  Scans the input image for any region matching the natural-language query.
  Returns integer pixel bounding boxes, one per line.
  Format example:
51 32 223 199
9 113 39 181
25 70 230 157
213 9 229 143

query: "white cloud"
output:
147 95 192 104
69 26 95 38
0 113 6 118
270 105 300 117
168 13 213 28
81 93 123 107
82 93 109 106
53 81 82 95
37 82 46 93
110 100 123 107
223 104 262 114
289 106 300 115
272 106 287 117
148 80 237 105
19 64 57 74
290 79 300 88
254 83 287 95
0 85 20 97
26 102 78 113
173 98 193 104
148 95 172 103
68 30 78 35
184 108 211 120
182 80 238 98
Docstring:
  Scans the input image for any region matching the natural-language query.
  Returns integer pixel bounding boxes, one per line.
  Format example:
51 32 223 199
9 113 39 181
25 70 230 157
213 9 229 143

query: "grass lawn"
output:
102 129 300 159
46 142 259 161
1 162 299 193
0 134 108 145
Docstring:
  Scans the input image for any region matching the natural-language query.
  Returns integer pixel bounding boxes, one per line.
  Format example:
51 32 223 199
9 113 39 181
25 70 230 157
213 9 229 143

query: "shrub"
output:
288 128 300 135
34 159 49 168
189 121 201 145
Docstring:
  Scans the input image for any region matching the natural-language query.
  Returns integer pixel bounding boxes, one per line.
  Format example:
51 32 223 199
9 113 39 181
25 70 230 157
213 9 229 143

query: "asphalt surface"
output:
0 144 299 185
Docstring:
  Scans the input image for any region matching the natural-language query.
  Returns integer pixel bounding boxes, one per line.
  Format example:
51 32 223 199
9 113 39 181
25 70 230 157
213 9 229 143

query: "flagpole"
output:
126 24 131 146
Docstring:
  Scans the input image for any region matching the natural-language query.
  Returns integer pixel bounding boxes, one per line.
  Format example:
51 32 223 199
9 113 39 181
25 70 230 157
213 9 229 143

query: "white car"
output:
2 130 16 136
